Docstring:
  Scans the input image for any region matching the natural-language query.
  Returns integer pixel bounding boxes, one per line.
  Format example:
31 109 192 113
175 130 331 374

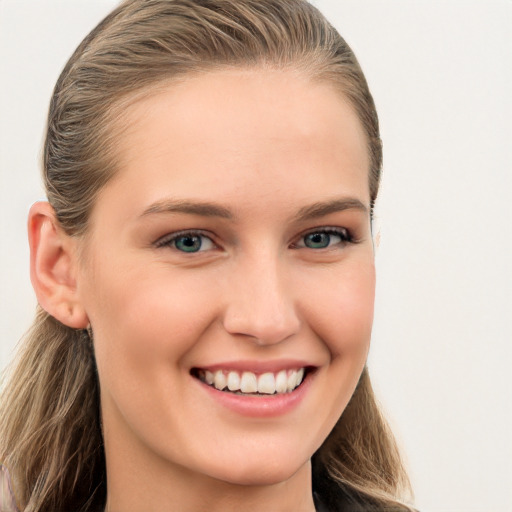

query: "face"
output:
77 69 375 487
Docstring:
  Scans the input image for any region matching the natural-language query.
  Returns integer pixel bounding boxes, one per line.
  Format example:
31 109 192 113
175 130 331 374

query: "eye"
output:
294 228 352 249
155 231 216 253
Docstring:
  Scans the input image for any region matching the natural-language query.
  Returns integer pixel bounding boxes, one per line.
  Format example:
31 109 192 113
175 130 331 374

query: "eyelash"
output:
292 227 356 250
154 230 216 252
154 227 357 253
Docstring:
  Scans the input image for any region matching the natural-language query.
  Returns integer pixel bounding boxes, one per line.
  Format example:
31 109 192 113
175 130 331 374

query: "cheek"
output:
300 259 375 358
85 263 219 383
293 259 375 446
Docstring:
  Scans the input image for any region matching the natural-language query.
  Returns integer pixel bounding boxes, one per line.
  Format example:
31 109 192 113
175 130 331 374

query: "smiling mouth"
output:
191 368 311 396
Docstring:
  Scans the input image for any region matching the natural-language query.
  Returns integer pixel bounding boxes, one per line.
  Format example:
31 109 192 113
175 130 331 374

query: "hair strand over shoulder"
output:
1 2 412 510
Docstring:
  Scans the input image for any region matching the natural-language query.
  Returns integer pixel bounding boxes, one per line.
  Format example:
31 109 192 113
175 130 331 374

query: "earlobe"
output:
28 201 89 329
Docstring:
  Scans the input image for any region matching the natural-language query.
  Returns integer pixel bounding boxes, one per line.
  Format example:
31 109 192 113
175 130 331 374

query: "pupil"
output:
306 233 329 248
176 236 201 252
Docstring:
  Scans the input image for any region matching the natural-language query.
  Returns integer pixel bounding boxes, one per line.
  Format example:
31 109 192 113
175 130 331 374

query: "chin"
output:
205 454 309 487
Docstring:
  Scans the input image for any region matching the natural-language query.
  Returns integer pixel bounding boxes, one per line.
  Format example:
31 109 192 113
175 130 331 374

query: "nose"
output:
222 254 301 346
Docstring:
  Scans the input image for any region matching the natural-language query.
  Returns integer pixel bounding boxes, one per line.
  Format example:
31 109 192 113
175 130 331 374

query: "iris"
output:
175 235 202 252
304 232 331 249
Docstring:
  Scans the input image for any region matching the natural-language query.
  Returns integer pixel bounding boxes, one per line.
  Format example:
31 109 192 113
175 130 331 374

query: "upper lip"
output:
192 359 318 374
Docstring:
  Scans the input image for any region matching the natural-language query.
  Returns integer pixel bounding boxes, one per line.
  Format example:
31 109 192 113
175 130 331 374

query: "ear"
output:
28 201 89 329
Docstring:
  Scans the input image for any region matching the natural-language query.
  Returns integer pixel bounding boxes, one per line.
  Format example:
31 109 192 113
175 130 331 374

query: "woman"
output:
0 1 413 511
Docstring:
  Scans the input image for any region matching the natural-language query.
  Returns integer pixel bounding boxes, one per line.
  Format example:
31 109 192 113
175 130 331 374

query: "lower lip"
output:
194 372 313 418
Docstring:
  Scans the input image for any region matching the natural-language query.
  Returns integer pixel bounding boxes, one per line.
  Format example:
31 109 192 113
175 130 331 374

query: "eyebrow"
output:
293 198 368 221
141 199 233 219
140 196 367 221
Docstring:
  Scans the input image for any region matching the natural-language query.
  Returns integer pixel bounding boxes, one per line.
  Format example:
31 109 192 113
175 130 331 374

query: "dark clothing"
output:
312 460 412 512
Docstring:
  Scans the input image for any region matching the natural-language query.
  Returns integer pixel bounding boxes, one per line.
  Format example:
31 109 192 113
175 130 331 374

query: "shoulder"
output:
0 466 19 512
313 478 414 512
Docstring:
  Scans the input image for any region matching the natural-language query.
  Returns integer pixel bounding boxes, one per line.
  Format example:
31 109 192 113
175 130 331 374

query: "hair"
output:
0 1 412 511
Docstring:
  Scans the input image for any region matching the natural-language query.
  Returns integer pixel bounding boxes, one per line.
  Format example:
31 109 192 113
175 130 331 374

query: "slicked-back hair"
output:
0 2 411 511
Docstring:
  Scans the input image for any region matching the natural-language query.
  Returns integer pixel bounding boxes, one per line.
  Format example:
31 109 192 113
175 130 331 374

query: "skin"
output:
30 68 375 512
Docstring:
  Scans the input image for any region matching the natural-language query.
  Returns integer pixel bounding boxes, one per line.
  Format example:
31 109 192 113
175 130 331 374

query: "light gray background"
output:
1 1 511 511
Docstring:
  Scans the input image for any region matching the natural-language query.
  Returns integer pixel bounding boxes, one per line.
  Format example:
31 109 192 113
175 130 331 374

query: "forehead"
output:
95 68 370 220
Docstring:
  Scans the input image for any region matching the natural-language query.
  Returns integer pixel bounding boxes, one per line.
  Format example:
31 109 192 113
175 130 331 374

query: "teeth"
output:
240 372 258 393
275 370 288 393
200 368 307 395
227 371 240 391
287 370 298 392
257 372 276 394
214 371 227 391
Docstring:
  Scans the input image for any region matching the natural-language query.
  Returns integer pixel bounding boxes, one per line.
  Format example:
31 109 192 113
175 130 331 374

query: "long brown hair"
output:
0 1 412 510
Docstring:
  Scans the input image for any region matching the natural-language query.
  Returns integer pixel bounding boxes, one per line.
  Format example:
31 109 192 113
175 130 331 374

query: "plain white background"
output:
0 1 511 511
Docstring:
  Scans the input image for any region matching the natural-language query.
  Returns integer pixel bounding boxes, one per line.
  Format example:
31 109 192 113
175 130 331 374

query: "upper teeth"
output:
199 368 305 394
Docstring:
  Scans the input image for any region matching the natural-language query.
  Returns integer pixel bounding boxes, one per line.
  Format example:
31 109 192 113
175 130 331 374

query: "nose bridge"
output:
222 248 300 345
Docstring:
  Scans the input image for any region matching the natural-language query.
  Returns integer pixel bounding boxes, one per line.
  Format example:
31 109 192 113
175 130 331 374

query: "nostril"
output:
222 309 301 346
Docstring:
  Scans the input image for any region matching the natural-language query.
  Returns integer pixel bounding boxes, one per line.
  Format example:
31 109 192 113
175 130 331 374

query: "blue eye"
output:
175 235 203 252
304 232 331 249
156 232 215 253
297 228 351 249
